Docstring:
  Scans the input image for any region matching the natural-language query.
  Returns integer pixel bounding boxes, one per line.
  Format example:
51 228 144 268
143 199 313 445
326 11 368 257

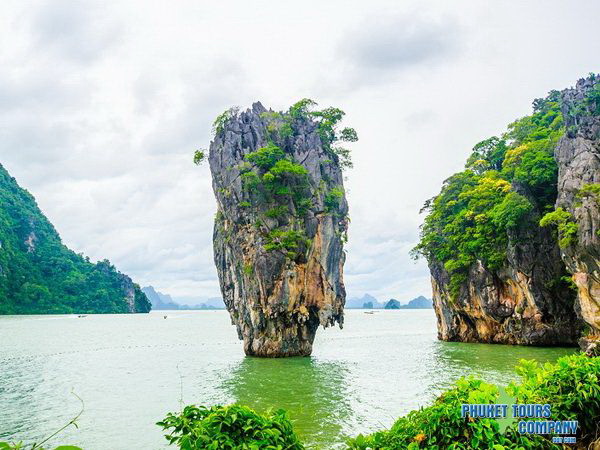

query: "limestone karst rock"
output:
418 76 600 346
208 101 353 356
429 220 580 345
555 75 600 350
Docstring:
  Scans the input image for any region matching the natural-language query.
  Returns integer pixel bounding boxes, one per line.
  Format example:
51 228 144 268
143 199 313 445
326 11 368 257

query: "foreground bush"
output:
347 378 546 450
157 404 304 449
348 353 599 449
507 353 600 444
159 355 598 449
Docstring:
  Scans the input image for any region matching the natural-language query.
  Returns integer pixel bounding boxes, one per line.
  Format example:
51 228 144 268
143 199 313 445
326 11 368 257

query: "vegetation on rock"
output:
412 89 565 298
209 100 354 356
218 101 355 261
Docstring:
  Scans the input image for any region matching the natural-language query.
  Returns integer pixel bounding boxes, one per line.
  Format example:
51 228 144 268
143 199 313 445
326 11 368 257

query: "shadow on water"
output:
220 356 352 449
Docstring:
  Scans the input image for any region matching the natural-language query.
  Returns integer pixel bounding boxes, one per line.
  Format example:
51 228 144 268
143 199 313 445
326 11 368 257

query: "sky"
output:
1 1 599 304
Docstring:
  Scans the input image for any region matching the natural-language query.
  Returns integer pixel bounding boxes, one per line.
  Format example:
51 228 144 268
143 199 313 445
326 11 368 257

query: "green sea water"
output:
0 310 575 449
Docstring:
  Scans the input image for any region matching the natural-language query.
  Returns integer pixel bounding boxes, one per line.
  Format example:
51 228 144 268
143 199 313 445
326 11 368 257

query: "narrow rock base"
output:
242 322 318 357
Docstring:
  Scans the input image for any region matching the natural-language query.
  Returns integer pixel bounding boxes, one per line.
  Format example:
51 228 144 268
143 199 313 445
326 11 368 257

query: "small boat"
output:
78 315 87 318
364 311 375 314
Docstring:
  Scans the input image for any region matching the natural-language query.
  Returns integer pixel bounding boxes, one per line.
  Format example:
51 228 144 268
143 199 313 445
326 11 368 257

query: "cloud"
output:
341 16 460 70
330 13 462 90
1 0 598 307
32 0 121 63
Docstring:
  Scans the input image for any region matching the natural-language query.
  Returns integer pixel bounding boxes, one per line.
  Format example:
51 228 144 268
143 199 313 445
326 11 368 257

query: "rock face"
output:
430 220 580 345
209 102 349 357
426 76 600 346
555 75 600 337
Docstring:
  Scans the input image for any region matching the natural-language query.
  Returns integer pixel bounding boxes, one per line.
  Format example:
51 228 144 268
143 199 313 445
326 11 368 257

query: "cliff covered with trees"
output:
208 100 356 356
414 75 600 347
0 164 150 314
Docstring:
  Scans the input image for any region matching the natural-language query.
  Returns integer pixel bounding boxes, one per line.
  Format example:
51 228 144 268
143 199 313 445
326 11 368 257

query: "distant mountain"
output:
0 163 150 314
203 297 225 309
347 294 433 309
384 299 401 309
141 286 224 310
142 286 180 310
346 294 384 309
403 295 433 309
382 296 434 310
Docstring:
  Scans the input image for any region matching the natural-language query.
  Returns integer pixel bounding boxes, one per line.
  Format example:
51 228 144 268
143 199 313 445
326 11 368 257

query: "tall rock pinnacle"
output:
555 75 600 352
208 100 355 356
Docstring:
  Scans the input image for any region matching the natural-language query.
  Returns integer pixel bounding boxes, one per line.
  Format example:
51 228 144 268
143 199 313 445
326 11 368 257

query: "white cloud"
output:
1 0 599 303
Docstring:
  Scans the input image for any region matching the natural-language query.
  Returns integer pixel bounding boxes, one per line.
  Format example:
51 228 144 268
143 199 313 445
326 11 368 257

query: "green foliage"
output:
157 404 304 450
264 229 310 259
288 98 317 120
466 136 507 173
507 353 600 443
350 354 600 449
268 159 308 178
339 127 359 142
242 263 253 276
193 149 206 166
261 111 293 140
490 192 534 229
212 107 239 136
245 144 285 169
414 89 565 298
413 171 520 297
265 206 288 219
539 207 578 248
577 182 600 205
324 187 344 213
218 99 356 260
348 378 546 450
241 171 261 193
586 81 600 115
287 99 357 170
241 144 312 259
0 165 151 314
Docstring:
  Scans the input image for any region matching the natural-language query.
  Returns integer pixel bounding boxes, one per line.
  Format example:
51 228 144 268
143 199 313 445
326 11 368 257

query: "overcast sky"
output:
1 1 598 304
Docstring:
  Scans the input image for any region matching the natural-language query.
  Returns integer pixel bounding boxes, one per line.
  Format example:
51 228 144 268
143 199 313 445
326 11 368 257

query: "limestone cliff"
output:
429 206 580 345
417 78 598 346
555 75 600 351
209 101 352 356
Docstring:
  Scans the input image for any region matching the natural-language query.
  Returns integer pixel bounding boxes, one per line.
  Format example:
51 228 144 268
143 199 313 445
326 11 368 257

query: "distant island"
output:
347 294 433 309
142 286 224 310
384 296 433 309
